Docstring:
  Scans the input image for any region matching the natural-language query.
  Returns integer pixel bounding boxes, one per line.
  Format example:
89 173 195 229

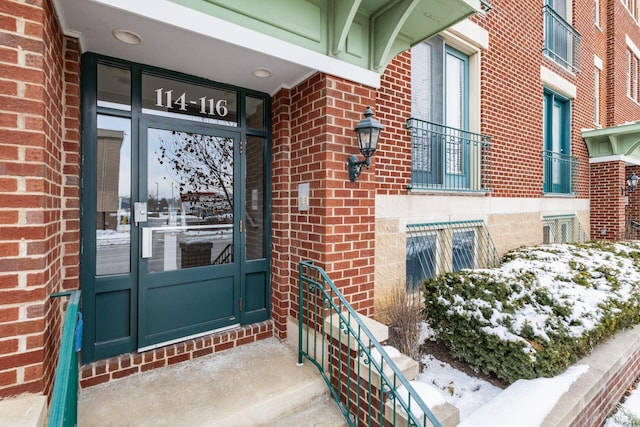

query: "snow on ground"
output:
605 386 640 426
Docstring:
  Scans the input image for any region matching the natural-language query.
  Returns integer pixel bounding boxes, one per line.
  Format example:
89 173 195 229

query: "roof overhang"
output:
53 0 479 95
583 122 640 166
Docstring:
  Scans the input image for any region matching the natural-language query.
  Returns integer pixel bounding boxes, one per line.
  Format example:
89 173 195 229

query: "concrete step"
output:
257 393 348 427
78 337 345 427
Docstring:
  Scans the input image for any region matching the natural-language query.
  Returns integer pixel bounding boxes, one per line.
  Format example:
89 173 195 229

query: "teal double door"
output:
82 55 270 363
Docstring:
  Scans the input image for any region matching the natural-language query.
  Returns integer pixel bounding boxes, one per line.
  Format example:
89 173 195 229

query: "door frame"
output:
80 53 272 364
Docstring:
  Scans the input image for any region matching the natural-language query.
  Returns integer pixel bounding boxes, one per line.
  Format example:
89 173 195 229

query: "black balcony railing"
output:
543 150 578 194
543 5 581 73
406 118 492 192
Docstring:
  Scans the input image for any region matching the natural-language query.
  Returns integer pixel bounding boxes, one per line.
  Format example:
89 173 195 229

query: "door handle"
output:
142 227 152 258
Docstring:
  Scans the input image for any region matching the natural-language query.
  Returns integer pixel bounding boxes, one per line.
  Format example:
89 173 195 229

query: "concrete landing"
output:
78 337 345 427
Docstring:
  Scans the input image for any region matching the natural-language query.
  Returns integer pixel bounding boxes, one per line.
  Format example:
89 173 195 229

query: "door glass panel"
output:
147 128 234 272
96 115 132 275
97 64 131 111
246 136 265 260
141 73 238 126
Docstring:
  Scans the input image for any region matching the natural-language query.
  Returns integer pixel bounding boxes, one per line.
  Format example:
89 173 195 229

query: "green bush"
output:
423 241 640 383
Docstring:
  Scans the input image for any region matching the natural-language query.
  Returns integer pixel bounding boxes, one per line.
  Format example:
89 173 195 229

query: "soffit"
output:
53 0 478 95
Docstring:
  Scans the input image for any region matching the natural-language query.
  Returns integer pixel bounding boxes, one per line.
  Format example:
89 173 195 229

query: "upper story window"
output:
594 0 600 27
543 89 577 194
409 37 491 192
628 50 640 102
543 0 581 73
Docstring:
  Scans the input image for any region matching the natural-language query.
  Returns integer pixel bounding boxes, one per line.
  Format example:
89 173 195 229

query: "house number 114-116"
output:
154 88 229 117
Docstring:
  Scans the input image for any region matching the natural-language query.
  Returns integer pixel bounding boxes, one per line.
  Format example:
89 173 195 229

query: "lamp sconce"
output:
622 172 639 195
347 107 384 182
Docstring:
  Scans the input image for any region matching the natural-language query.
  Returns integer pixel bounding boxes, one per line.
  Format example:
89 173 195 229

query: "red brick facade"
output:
0 0 80 398
3 2 640 424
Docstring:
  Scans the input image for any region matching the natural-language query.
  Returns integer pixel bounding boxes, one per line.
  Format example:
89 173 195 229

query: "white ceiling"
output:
53 0 329 95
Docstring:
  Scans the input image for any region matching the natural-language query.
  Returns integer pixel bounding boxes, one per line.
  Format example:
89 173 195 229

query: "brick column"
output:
271 73 378 337
0 0 81 398
590 161 626 240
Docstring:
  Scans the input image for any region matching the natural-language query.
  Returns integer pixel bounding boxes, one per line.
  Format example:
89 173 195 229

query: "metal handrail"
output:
212 243 233 265
406 118 492 192
542 150 579 194
543 4 581 73
49 290 82 427
626 220 640 240
298 261 441 427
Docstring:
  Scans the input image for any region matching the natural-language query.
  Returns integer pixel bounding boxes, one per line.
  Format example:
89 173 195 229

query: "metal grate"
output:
406 118 492 192
543 5 581 73
406 220 499 291
542 215 588 244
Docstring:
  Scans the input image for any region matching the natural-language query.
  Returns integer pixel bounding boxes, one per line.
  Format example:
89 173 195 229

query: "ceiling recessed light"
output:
252 67 272 78
112 29 143 45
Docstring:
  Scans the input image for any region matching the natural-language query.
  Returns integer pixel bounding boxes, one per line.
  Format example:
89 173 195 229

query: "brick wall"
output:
271 73 377 333
605 0 640 127
590 161 626 239
376 1 594 199
570 349 640 426
0 0 81 398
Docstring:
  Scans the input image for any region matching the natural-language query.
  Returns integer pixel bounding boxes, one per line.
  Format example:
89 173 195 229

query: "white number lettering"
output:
216 99 228 117
155 88 163 107
164 90 173 109
175 93 187 111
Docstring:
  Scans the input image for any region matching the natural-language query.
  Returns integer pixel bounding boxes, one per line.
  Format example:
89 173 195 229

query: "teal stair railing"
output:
49 290 82 427
298 261 441 427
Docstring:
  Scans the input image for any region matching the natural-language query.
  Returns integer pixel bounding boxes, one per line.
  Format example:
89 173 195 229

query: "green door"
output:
81 55 271 363
137 120 241 350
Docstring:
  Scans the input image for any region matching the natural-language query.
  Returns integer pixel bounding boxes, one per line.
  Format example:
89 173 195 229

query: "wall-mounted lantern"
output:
622 172 639 195
347 107 384 182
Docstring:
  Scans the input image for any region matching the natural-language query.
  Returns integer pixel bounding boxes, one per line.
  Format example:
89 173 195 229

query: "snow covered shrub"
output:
423 241 640 383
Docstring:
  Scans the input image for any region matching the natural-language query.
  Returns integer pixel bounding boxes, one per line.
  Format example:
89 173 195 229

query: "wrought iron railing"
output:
406 118 492 192
49 290 82 427
543 215 588 244
543 150 579 194
298 261 441 427
543 5 581 73
626 220 640 240
406 220 499 292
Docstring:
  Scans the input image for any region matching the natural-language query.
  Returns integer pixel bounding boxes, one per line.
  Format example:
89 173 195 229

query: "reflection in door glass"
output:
95 115 131 276
146 128 234 272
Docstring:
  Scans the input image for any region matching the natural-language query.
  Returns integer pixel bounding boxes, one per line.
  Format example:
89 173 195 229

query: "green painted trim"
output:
373 0 420 71
583 122 640 160
170 0 480 73
332 0 361 55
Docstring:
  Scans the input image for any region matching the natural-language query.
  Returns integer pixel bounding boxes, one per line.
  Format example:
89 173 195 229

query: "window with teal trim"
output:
411 37 473 190
543 89 575 194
